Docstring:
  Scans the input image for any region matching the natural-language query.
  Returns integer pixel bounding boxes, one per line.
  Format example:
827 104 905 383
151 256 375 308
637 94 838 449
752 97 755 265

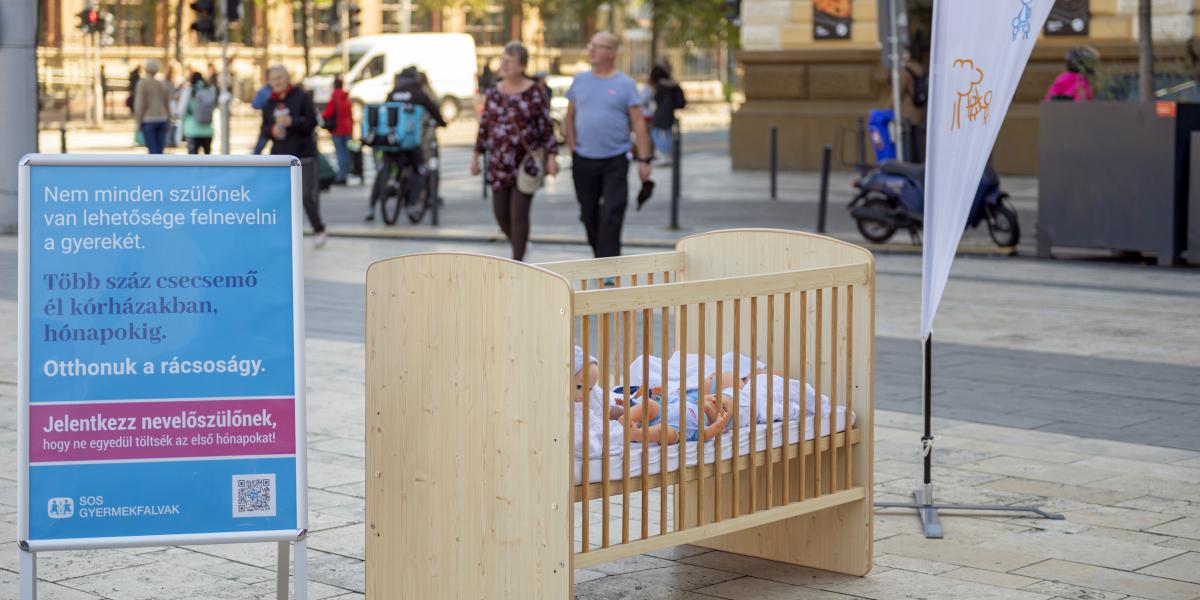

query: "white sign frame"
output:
16 154 309 600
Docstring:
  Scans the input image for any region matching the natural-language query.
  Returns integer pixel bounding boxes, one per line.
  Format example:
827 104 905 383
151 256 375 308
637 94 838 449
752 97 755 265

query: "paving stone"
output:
1084 475 1200 503
1070 456 1200 484
1018 580 1128 600
980 528 1186 572
874 535 1042 573
573 573 720 599
1051 438 1199 465
1116 496 1200 518
679 550 866 588
0 548 153 583
1147 517 1200 541
985 478 1143 506
575 569 608 584
1060 505 1181 532
817 567 1055 600
609 564 745 591
0 567 103 599
956 457 1118 486
643 545 713 561
940 567 1040 589
873 553 959 575
696 576 861 599
1158 537 1200 553
305 550 364 593
588 554 677 576
1136 551 1200 584
1014 559 1200 600
307 524 365 561
57 560 251 600
247 576 350 599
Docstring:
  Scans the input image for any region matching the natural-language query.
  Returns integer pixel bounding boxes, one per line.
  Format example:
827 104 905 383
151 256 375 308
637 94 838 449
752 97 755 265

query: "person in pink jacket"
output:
1045 47 1098 102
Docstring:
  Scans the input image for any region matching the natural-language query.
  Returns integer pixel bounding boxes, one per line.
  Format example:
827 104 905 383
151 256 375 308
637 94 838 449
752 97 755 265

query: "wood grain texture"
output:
365 254 573 599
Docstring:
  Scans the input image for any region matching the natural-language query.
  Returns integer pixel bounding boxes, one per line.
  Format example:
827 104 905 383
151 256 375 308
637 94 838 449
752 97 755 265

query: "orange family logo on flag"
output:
950 59 993 131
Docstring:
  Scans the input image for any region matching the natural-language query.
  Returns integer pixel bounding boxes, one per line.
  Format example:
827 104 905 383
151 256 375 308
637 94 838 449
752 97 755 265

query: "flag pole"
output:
875 334 1064 538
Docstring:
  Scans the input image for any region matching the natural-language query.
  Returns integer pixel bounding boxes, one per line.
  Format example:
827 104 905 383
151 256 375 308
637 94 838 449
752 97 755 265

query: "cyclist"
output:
367 66 446 222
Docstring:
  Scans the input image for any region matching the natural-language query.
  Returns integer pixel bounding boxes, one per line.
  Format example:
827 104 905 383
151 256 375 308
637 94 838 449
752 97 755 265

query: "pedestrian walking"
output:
250 83 272 154
565 32 653 260
900 38 930 162
133 59 173 155
126 67 140 115
261 65 327 247
648 63 686 166
180 72 217 154
322 76 354 185
471 41 559 261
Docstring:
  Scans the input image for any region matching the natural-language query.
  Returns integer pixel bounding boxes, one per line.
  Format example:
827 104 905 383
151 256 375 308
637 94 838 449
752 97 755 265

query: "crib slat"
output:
766 294 775 509
677 304 688 531
845 285 854 491
659 299 669 536
641 301 651 541
697 303 707 528
782 292 791 506
749 296 758 513
601 312 611 547
732 298 741 519
714 300 724 523
814 289 824 497
799 290 807 501
580 282 591 553
622 308 632 544
831 287 839 492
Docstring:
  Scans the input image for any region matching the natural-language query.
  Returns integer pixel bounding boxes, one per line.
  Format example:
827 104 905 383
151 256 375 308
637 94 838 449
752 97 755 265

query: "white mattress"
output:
573 406 853 485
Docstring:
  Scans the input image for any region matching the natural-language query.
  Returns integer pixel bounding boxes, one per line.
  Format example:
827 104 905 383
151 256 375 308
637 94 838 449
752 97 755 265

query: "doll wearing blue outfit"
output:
619 371 738 444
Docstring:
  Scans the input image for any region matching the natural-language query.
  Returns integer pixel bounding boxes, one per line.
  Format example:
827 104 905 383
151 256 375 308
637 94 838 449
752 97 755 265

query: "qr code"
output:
232 474 276 518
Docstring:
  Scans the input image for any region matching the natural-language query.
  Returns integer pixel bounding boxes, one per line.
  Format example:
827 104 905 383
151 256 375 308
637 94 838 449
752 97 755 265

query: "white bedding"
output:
573 352 855 485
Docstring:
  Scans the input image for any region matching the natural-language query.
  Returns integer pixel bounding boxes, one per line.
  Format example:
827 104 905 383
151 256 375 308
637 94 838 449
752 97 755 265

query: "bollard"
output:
856 117 867 175
817 144 832 234
430 147 440 227
769 125 778 200
481 152 488 200
60 90 69 154
670 123 681 230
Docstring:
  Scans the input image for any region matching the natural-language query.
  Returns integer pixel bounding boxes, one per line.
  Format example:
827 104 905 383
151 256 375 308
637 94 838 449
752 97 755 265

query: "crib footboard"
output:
365 254 575 598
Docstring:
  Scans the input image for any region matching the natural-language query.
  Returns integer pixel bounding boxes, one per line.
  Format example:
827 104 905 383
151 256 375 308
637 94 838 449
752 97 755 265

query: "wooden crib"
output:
364 229 875 598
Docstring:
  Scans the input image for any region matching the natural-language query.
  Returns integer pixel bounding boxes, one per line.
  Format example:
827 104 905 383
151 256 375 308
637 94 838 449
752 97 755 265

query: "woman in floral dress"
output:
471 41 559 261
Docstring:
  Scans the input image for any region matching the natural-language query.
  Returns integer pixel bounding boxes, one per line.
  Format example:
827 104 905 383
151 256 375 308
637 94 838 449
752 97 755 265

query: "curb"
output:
321 226 1016 256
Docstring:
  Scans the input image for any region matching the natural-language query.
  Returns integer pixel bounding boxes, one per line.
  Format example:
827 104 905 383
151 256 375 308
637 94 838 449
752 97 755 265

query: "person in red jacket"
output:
322 76 355 184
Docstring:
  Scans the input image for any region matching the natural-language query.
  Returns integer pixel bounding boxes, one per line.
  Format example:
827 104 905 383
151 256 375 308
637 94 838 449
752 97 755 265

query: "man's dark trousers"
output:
572 153 629 258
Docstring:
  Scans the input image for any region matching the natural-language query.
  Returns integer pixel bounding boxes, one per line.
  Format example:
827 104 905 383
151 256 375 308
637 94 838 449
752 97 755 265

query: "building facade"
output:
733 0 1200 174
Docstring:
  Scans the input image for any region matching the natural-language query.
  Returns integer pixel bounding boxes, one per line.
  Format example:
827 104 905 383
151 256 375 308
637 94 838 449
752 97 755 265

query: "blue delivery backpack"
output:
361 102 425 152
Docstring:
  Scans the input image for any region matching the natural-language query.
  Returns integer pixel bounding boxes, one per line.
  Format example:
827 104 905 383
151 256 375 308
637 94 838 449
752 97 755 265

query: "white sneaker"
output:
314 232 328 248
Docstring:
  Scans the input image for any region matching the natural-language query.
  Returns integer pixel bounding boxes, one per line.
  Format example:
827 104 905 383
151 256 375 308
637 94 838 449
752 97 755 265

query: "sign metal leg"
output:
276 541 290 600
20 546 36 600
294 538 308 600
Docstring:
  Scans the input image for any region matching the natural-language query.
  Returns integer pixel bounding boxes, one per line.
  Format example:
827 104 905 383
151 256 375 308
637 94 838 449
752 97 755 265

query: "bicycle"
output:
366 124 441 225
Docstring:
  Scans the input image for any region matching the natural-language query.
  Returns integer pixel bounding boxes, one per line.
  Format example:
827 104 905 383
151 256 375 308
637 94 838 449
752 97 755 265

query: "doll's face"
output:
705 371 741 394
573 363 599 403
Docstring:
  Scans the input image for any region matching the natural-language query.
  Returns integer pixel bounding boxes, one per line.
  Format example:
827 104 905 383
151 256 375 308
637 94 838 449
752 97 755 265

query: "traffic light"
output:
348 2 361 37
724 0 742 26
190 0 216 41
78 5 103 34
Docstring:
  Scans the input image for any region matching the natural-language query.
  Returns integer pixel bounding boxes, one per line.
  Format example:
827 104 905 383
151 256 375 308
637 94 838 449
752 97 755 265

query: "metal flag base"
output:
875 484 1064 539
877 337 1065 539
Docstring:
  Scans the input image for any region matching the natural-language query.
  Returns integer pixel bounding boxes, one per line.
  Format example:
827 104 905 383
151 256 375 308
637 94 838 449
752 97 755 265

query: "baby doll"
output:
619 371 738 444
573 346 599 403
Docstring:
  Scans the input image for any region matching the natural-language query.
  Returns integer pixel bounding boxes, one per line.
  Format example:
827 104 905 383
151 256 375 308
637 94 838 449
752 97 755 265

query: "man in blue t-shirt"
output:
565 32 653 259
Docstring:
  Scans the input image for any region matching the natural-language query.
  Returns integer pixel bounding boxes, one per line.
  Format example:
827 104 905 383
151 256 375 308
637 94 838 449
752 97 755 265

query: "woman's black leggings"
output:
491 186 533 261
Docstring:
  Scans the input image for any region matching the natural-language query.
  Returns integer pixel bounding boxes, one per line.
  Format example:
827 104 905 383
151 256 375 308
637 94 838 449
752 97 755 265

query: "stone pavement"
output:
2 231 1199 599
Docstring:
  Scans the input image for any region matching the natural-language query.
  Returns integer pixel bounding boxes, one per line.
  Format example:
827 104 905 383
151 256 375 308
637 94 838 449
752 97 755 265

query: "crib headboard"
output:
365 253 574 598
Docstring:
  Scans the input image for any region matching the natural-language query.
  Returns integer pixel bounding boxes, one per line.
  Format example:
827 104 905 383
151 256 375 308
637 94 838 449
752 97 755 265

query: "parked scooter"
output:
847 160 1020 247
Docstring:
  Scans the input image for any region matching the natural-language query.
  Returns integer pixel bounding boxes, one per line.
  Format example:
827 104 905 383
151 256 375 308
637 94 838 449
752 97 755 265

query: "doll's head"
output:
573 346 599 403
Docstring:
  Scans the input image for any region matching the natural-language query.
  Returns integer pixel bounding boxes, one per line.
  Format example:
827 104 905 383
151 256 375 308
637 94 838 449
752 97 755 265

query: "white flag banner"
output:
920 0 1052 338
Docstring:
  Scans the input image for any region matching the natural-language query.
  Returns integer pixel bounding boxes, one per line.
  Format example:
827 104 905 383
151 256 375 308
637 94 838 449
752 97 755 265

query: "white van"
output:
303 33 477 121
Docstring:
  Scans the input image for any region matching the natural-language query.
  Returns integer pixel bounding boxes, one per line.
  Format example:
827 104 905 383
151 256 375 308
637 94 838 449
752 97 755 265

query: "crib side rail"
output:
572 255 873 565
538 251 684 285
